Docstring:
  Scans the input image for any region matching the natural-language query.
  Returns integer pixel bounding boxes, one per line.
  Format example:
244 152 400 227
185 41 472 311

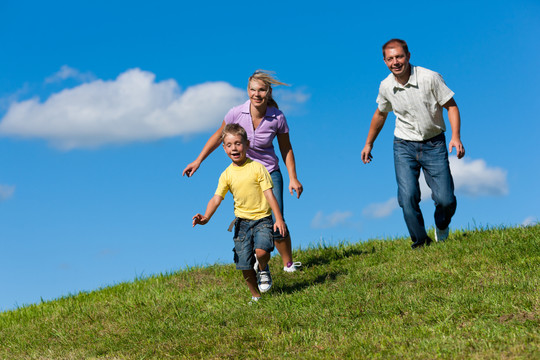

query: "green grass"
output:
1 225 539 359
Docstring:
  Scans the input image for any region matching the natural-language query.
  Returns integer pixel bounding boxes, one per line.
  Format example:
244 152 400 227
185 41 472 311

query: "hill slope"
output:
1 225 539 359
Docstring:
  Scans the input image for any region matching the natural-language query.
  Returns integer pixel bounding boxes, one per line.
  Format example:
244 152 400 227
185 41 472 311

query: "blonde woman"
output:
183 70 303 272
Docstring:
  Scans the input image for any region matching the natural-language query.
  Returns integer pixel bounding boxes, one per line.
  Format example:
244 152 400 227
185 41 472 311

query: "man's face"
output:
383 45 411 79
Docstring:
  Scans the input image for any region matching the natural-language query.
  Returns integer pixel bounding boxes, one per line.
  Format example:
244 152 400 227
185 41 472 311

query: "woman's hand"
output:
183 160 201 177
289 178 303 199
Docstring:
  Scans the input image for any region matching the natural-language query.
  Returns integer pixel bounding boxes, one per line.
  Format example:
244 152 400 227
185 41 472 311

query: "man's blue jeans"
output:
393 133 457 247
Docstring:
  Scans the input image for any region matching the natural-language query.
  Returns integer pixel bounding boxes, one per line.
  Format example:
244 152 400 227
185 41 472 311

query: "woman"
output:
183 70 303 272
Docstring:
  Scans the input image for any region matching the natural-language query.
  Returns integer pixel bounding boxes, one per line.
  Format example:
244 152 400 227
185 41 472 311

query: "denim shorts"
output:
232 216 275 270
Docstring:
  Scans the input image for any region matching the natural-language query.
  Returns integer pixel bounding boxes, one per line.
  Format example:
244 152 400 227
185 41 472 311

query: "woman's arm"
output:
277 132 303 199
182 121 226 177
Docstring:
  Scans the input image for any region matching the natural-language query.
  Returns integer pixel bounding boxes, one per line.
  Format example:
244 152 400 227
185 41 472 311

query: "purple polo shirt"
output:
224 100 289 173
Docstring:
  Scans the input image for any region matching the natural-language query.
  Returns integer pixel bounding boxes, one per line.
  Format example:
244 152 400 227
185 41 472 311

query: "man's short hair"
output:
382 39 409 58
222 123 248 143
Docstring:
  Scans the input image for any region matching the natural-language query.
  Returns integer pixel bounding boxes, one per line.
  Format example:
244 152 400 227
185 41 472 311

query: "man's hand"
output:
192 214 209 227
448 138 465 159
361 144 374 164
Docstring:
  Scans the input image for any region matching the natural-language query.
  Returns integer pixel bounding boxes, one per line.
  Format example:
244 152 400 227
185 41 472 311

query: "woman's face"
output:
248 79 270 108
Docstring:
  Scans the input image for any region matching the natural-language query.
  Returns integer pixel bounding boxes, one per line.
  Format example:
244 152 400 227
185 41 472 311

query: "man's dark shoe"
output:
411 237 433 250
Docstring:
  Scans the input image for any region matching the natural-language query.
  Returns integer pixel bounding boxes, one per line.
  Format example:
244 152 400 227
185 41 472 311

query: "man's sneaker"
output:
435 227 449 242
257 265 272 293
283 261 302 272
411 237 433 250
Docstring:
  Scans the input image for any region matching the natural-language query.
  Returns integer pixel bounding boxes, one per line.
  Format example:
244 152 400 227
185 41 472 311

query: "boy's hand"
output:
192 214 209 227
274 220 287 238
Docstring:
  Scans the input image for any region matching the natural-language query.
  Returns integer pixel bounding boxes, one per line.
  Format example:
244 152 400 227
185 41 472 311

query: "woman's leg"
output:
270 170 297 269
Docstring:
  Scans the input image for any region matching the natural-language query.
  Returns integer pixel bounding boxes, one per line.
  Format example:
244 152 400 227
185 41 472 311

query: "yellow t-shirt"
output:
215 159 274 220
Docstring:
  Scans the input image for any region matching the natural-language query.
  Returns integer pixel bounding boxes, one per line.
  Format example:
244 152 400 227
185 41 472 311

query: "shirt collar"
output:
392 65 417 90
240 99 278 118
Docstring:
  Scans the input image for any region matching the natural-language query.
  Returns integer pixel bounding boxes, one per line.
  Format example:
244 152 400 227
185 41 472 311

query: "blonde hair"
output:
221 123 248 143
248 70 290 109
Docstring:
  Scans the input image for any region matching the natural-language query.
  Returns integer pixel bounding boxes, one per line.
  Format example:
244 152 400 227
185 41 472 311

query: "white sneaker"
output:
253 253 259 272
257 265 272 293
435 227 449 242
283 262 302 272
249 296 261 305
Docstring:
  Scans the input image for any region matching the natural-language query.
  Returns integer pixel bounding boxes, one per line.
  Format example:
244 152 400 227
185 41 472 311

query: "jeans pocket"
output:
427 139 445 148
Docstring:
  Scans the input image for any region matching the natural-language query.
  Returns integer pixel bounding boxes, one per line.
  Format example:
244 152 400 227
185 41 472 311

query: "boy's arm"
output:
193 195 224 227
263 189 287 237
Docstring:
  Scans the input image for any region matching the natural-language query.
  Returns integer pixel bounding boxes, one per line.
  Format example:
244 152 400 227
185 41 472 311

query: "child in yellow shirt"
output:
193 124 286 302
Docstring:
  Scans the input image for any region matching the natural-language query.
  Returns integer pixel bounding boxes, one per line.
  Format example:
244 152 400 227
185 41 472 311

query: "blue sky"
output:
0 0 539 311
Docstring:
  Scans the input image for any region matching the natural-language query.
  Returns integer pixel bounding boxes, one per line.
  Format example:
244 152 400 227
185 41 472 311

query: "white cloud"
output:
45 65 96 84
449 157 508 197
522 216 538 227
0 68 246 149
362 157 509 218
0 184 15 201
420 157 509 198
362 197 398 218
274 87 311 113
311 210 353 229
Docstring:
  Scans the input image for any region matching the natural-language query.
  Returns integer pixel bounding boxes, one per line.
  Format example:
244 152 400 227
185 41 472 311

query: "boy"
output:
192 123 287 302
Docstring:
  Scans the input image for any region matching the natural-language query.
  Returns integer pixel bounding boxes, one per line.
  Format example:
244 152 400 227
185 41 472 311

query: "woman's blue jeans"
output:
393 133 457 247
270 169 289 240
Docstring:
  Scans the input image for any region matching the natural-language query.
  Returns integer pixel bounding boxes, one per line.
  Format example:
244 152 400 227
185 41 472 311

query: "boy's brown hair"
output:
221 123 248 143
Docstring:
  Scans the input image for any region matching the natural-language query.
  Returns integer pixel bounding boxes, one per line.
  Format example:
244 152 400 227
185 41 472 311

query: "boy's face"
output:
223 133 249 166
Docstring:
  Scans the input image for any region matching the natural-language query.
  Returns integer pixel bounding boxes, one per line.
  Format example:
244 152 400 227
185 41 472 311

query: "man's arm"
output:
361 108 388 164
192 195 224 227
263 189 287 237
443 98 465 159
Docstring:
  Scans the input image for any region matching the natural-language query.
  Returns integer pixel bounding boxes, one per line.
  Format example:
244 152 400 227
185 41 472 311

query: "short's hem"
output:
235 265 255 271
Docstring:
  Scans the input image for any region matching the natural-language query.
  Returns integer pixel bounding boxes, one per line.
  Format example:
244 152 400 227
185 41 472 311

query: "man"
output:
361 39 465 249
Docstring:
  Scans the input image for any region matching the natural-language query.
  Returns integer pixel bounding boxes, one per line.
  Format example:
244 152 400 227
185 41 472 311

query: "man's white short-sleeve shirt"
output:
377 65 455 141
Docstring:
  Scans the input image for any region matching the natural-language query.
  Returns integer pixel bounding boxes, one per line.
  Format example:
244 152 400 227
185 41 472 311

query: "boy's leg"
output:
253 217 275 292
242 270 260 298
255 248 270 270
233 219 259 297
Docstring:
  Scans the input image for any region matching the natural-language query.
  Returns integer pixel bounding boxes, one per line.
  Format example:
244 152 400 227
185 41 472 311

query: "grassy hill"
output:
1 225 539 359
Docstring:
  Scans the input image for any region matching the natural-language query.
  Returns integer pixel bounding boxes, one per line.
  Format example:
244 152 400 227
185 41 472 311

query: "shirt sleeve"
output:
223 107 236 125
431 72 455 106
276 111 290 134
376 86 393 113
257 163 274 192
215 170 230 198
